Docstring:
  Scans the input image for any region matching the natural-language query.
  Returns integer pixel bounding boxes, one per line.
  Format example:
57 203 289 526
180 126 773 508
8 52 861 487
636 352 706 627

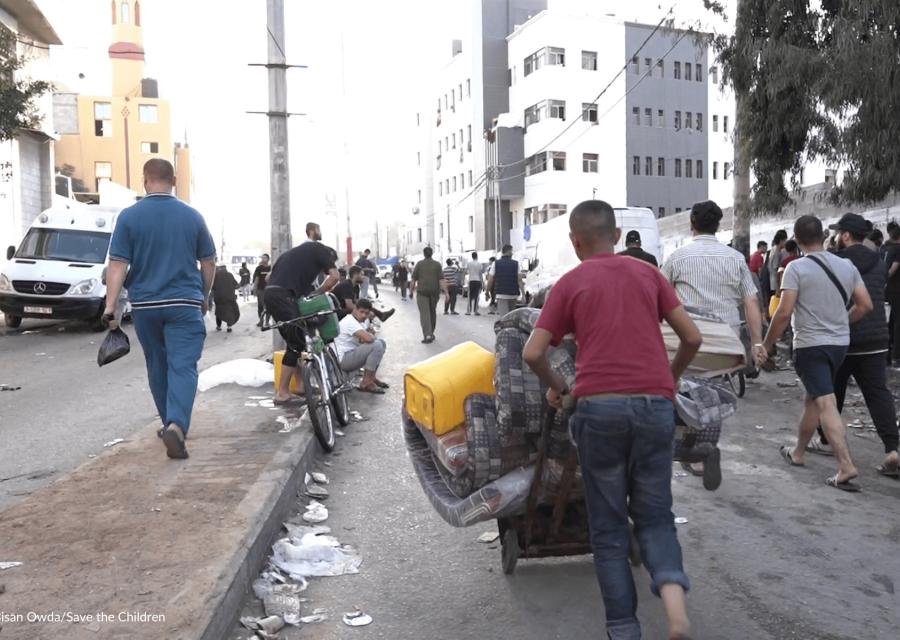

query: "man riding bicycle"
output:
263 228 340 405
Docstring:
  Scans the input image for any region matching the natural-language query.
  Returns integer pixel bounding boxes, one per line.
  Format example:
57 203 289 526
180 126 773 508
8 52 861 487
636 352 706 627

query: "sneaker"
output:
227 327 233 333
215 326 222 331
444 311 449 315
465 312 471 316
451 311 460 315
474 311 481 316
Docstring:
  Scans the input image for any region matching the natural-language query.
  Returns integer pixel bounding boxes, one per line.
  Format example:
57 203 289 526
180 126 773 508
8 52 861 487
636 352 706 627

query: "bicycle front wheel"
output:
303 356 336 451
325 349 351 427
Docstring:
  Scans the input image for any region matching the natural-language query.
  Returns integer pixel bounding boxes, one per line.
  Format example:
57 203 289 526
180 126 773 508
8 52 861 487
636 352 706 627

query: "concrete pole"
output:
267 0 292 262
731 0 751 260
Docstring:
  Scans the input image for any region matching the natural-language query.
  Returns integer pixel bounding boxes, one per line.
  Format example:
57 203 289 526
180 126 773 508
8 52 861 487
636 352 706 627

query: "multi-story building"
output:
406 0 546 258
501 4 738 246
0 0 62 251
53 0 190 202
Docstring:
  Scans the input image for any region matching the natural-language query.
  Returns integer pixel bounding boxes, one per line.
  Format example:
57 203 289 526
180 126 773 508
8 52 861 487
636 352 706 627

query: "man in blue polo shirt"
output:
103 159 216 460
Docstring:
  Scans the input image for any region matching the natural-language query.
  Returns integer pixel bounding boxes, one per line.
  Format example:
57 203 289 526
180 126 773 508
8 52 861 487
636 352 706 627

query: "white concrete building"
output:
0 0 62 254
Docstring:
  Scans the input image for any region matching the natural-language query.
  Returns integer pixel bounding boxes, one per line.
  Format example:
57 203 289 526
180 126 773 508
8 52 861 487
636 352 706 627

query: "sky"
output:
35 0 734 256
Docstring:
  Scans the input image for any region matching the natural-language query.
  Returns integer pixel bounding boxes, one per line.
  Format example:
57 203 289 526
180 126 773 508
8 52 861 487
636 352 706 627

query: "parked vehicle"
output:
523 207 662 296
0 202 126 330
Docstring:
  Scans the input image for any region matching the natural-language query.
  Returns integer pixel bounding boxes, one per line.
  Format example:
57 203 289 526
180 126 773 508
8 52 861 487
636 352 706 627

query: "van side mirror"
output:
6 246 14 260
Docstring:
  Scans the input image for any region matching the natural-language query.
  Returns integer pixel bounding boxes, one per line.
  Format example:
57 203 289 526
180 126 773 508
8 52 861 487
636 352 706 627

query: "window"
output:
686 111 692 130
674 61 681 79
95 161 112 191
416 112 420 126
657 109 664 127
644 57 652 74
452 133 456 149
549 99 565 120
582 102 598 123
551 151 566 171
524 206 537 226
582 50 597 70
452 176 457 192
138 104 158 123
468 170 473 186
676 208 682 214
467 125 472 149
633 156 640 176
508 65 514 87
695 64 702 82
657 59 664 77
460 173 464 189
417 228 423 242
713 115 719 132
724 162 731 179
675 159 682 177
444 94 448 109
674 111 681 130
713 161 719 179
437 140 442 154
94 102 112 137
440 223 444 238
685 62 692 81
140 141 159 153
524 103 541 127
633 107 640 125
659 207 666 218
686 159 693 178
723 116 729 133
697 160 704 179
466 79 470 96
468 216 474 232
459 83 463 101
657 157 666 176
696 113 703 131
459 128 463 150
524 50 541 76
417 189 422 204
121 1 129 23
445 136 448 150
417 151 421 166
547 47 565 66
643 108 652 126
632 56 639 74
525 152 547 176
645 156 653 176
710 67 718 84
438 182 443 196
548 204 567 220
445 178 449 193
583 153 598 173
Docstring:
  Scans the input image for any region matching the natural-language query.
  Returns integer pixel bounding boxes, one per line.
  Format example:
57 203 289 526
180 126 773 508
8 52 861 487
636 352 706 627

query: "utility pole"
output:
731 0 752 259
341 34 353 265
266 0 292 263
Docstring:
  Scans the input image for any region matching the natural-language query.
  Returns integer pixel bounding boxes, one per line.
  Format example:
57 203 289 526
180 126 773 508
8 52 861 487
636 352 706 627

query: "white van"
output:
0 202 124 330
523 207 661 296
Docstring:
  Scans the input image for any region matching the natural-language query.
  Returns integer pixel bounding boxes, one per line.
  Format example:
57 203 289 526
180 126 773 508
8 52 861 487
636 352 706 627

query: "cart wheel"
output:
628 528 642 567
501 529 520 575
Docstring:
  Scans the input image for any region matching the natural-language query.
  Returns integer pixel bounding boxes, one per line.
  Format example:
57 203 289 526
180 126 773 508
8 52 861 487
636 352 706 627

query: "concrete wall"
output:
625 24 709 217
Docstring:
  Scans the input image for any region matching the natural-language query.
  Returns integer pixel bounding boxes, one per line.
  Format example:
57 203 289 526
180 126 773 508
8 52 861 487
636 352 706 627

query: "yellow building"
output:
54 0 190 201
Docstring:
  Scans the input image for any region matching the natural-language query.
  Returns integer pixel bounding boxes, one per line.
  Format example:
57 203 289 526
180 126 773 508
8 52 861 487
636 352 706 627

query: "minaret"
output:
108 0 145 97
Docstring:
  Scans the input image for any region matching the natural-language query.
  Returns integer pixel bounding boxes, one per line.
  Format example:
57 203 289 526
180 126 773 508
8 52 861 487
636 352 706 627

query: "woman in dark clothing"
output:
212 265 240 332
238 262 252 302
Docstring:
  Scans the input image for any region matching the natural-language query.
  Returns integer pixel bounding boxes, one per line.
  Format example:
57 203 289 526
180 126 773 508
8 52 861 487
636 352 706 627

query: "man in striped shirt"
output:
442 259 461 315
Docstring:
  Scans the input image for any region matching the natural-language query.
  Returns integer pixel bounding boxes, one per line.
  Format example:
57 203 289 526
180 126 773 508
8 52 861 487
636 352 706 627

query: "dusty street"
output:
231 289 900 640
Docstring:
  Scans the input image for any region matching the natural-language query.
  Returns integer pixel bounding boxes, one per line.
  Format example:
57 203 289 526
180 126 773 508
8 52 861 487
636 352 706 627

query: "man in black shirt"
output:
885 223 900 368
356 249 378 299
333 266 395 322
252 254 272 326
617 230 659 267
264 241 339 404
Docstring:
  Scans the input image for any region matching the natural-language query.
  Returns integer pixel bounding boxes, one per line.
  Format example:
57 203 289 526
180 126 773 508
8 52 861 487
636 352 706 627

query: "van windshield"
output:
16 228 110 264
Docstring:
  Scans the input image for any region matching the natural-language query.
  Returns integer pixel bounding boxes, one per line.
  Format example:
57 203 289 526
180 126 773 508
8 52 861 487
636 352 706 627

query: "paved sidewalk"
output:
0 378 315 640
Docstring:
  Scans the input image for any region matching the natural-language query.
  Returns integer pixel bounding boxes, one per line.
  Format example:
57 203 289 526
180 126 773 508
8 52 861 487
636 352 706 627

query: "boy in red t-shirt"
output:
524 200 702 640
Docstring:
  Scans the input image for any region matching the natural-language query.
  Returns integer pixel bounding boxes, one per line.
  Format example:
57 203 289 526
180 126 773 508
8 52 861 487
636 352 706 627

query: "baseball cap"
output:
829 213 868 236
625 230 642 244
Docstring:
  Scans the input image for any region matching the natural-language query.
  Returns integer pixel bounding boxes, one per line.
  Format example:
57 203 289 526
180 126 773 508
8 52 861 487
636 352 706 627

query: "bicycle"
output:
262 296 352 452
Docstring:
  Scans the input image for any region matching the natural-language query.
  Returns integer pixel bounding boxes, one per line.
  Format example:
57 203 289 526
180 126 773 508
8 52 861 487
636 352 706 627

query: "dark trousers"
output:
570 396 689 639
444 285 458 313
416 292 439 338
257 288 266 319
829 352 899 453
399 281 408 300
889 296 900 361
467 281 482 313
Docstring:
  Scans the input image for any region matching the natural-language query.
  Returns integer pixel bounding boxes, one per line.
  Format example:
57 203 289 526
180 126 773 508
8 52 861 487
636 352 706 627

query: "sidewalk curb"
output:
198 417 319 640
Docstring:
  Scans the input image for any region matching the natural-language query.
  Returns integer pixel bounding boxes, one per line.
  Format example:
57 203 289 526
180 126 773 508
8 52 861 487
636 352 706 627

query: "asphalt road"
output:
0 300 271 511
231 289 900 640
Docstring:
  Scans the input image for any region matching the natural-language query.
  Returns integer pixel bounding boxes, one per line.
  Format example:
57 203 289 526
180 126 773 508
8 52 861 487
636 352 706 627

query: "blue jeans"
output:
570 396 689 640
132 305 207 434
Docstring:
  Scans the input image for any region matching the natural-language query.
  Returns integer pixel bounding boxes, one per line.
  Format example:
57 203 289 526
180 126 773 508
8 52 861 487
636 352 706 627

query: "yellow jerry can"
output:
404 342 496 435
273 350 302 394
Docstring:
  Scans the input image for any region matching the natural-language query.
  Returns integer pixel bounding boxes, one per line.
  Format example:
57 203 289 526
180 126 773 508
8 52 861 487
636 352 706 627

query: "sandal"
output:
805 437 834 457
161 424 189 460
273 396 305 406
825 474 860 492
780 445 804 467
374 379 390 389
358 384 385 395
875 463 900 479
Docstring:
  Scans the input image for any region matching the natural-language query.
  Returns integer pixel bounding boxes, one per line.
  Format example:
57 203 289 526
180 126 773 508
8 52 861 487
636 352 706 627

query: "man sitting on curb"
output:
334 298 389 394
333 266 395 323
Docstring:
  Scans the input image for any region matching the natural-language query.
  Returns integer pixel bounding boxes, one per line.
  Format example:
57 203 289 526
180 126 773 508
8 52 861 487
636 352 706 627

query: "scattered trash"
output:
674 517 689 525
34 352 47 356
302 501 329 523
305 484 329 499
342 611 373 627
0 562 23 570
477 531 499 543
240 615 285 635
198 359 275 392
276 415 302 434
103 438 126 448
87 454 97 459
151 507 161 513
271 535 362 579
311 472 329 484
299 609 327 624
0 384 21 391
85 621 101 632
335 430 346 437
350 410 368 422
673 471 689 478
264 585 303 625
755 425 765 430
322 461 333 467
283 522 331 539
776 381 798 388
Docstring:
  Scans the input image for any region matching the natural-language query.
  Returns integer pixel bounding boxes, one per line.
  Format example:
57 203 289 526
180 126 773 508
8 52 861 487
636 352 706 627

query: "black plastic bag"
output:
97 328 130 367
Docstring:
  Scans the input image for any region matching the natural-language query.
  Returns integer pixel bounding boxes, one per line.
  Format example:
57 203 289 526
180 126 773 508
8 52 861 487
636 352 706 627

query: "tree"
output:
0 24 52 142
706 0 900 254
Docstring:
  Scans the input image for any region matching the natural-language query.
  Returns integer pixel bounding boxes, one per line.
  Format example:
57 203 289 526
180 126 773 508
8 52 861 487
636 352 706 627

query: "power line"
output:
267 25 287 60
